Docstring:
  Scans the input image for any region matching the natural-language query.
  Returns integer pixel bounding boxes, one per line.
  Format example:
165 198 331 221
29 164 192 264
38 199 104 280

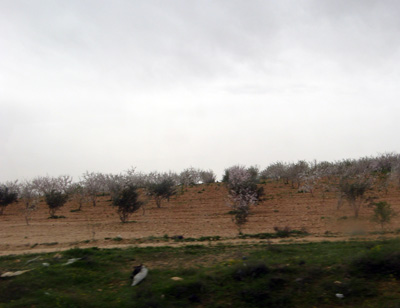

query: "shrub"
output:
147 178 176 208
112 185 143 223
274 226 291 238
0 184 18 215
69 183 89 210
370 201 396 229
45 190 69 217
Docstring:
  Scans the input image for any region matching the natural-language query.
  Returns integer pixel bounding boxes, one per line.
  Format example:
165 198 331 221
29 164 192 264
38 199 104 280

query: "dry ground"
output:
1 181 400 255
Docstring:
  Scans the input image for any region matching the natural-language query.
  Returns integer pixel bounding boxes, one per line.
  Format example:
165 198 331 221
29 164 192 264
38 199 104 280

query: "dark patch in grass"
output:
63 247 100 258
232 261 270 281
350 250 400 279
0 282 33 302
165 281 206 303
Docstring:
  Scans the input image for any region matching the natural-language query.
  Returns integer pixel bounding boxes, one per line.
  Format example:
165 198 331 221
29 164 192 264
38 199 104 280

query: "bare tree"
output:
31 175 72 195
199 169 217 184
124 167 150 188
179 167 201 186
103 173 126 201
260 162 289 183
19 181 40 225
285 161 309 189
69 182 89 211
81 172 105 207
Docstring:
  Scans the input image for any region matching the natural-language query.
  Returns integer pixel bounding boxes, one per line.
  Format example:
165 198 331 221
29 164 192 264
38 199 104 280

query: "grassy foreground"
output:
1 239 400 307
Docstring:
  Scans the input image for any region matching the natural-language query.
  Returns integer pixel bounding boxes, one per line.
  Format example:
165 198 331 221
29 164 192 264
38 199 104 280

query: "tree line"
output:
1 153 400 228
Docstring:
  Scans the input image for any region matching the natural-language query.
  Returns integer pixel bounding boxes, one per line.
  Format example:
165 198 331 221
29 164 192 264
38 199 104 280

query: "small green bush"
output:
0 185 18 215
45 190 69 217
370 201 396 229
111 185 143 223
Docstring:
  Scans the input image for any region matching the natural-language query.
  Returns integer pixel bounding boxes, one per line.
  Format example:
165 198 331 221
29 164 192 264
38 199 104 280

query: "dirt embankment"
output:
1 182 399 256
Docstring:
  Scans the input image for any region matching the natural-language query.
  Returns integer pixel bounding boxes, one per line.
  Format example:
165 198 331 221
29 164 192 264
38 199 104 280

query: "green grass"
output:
1 239 400 307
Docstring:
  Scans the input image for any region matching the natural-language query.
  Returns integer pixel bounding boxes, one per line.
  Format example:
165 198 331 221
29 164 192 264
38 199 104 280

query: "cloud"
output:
1 1 400 181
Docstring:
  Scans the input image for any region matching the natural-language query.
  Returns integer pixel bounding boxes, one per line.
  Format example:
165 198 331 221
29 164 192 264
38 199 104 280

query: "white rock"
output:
63 258 81 266
171 277 183 281
1 270 32 277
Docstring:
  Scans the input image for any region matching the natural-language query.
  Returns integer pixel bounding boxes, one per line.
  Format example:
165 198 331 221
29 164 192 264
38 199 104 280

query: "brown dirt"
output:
1 182 400 256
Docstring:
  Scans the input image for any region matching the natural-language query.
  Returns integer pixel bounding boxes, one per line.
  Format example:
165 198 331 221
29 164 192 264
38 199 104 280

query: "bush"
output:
274 226 291 238
112 185 143 223
0 185 18 215
147 178 176 208
45 190 69 217
370 201 396 229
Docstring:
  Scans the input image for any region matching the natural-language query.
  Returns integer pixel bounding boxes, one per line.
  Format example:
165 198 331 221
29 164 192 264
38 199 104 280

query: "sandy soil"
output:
1 182 400 256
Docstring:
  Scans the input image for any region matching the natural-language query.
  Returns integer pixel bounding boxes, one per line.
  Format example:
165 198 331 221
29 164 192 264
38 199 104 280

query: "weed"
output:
274 226 291 238
48 215 66 219
41 242 58 246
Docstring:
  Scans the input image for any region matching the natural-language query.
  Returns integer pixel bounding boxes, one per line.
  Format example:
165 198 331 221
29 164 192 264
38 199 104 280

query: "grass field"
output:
1 238 400 307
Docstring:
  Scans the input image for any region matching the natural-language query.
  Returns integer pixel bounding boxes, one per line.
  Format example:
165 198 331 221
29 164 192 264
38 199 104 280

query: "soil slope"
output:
1 182 400 255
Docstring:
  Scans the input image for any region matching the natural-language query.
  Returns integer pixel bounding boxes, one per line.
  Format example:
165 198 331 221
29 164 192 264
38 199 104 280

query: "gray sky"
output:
1 0 400 182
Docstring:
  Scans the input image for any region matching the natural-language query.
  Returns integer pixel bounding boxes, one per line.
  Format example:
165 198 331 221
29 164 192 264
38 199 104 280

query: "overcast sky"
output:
1 0 400 182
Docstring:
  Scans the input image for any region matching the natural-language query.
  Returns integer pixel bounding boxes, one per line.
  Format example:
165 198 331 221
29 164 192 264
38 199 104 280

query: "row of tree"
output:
1 153 400 225
223 153 400 232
